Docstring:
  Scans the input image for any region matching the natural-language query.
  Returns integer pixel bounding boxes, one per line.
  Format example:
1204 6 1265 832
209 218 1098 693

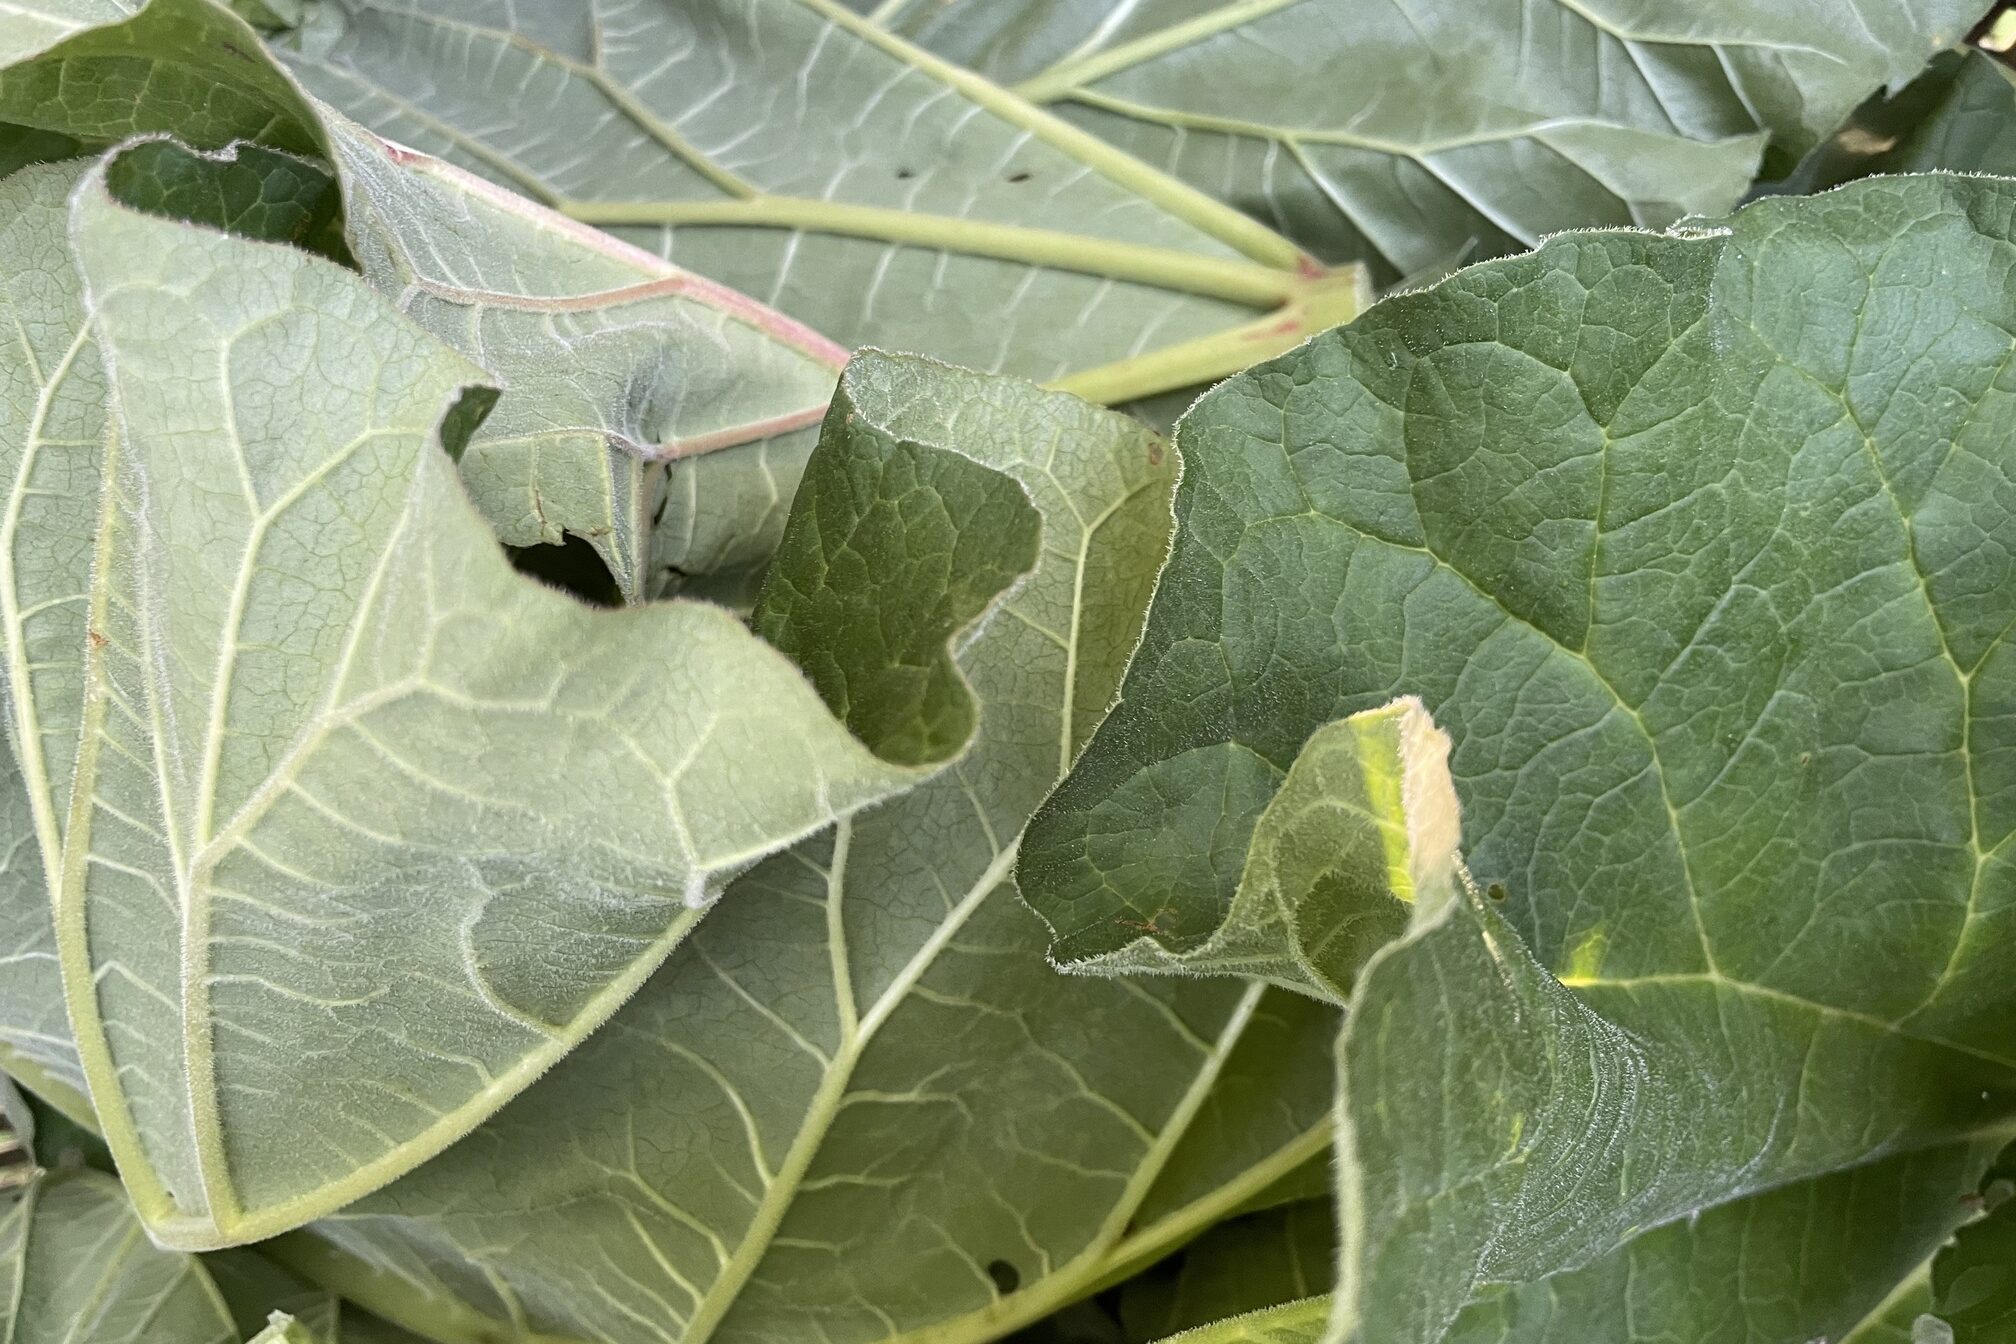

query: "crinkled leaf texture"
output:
258 353 1341 1344
857 0 1984 280
0 154 1026 1250
0 0 859 603
1024 172 2016 1342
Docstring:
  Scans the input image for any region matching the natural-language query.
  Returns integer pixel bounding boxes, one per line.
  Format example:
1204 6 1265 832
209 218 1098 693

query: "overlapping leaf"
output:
1118 1199 1334 1341
264 0 1373 578
0 1163 426 1343
1782 48 2016 192
1028 696 1460 1003
261 354 1340 1344
1155 1299 1329 1344
272 0 1322 382
861 0 1988 281
0 155 1024 1250
0 0 866 602
1 1169 238 1343
1023 173 2016 1340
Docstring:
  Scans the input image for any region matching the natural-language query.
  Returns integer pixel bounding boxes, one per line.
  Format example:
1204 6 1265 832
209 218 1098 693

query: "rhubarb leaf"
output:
865 0 1987 280
0 0 858 601
4 159 1016 1251
273 354 1338 1344
1025 173 2016 1340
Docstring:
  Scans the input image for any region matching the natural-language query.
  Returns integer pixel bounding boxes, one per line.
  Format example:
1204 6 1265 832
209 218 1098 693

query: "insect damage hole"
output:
986 1259 1020 1295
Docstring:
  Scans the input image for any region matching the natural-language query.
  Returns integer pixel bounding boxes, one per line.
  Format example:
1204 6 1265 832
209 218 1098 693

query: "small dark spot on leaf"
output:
895 167 914 179
87 630 106 651
1008 171 1032 183
1486 882 1507 902
986 1259 1020 1295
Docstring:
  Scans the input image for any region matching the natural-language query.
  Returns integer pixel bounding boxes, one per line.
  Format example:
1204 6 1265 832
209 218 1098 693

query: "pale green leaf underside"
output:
0 0 131 72
319 115 848 601
0 1169 235 1344
865 0 1984 280
0 0 856 602
1025 173 2016 1341
274 354 1339 1344
0 163 1009 1250
273 0 1294 383
270 0 1337 582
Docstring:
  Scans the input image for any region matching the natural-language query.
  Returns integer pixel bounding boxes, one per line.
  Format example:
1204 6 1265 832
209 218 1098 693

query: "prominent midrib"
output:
182 417 420 1232
54 422 189 1236
677 838 1023 1344
335 0 1304 272
0 321 92 898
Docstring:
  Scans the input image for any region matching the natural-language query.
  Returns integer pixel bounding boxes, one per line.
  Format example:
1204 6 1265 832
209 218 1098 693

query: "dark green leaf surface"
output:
0 0 316 149
1019 694 1459 1002
1433 1130 2001 1342
1025 173 2016 1340
1782 50 2016 193
1930 1138 2016 1341
1119 1200 1334 1342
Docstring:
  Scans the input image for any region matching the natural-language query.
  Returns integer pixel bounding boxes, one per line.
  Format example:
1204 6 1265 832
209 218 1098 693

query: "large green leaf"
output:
261 354 1338 1344
1023 173 2016 1340
0 156 1021 1250
268 0 1365 417
859 0 1986 280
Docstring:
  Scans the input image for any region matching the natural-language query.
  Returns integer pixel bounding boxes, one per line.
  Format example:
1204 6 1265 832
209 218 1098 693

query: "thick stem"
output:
560 196 1299 308
1052 266 1370 405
